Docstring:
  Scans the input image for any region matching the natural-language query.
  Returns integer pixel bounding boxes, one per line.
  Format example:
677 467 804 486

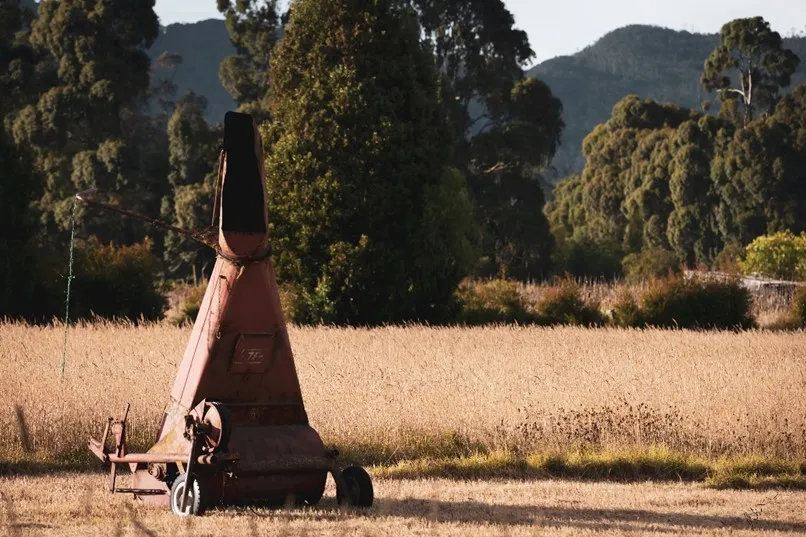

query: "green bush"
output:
713 243 745 274
276 283 303 324
610 290 643 328
740 231 806 280
284 275 340 325
790 286 806 327
553 236 623 280
454 278 535 325
621 247 680 282
636 274 754 329
69 237 166 321
535 278 604 326
170 281 207 326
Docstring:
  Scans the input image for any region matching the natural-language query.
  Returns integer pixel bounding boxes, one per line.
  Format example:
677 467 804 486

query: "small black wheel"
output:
170 475 206 516
337 466 373 508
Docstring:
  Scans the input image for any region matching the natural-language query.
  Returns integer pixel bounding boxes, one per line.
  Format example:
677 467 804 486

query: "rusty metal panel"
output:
226 402 307 426
229 333 277 374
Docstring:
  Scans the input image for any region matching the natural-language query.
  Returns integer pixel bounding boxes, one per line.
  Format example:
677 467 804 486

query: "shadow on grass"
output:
5 444 806 492
380 497 806 533
372 450 806 490
227 495 806 533
0 459 104 477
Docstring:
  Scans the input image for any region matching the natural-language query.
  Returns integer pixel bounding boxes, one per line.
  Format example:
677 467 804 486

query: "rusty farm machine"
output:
77 112 373 516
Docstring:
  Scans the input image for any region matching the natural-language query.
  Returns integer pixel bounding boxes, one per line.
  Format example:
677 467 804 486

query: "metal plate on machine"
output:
230 333 276 374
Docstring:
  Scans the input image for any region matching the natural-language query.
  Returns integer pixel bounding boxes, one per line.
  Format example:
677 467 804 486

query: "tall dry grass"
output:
1 322 805 468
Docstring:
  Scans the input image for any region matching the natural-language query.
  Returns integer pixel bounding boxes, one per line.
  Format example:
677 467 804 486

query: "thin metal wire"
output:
75 188 219 249
60 198 78 381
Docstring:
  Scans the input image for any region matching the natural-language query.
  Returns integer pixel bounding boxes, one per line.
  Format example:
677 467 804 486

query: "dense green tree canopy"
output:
410 1 562 278
548 75 806 273
9 0 160 245
161 93 221 278
545 20 805 277
0 1 37 125
0 1 41 317
468 77 563 278
548 95 702 251
263 0 477 324
547 95 728 268
0 130 38 317
8 4 806 324
413 0 534 143
213 0 562 281
714 84 806 243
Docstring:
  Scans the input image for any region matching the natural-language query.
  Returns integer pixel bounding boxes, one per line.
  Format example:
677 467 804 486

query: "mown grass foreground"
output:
5 471 806 537
2 322 806 492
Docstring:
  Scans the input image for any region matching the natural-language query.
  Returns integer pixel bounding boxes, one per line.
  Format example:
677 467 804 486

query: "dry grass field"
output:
2 321 806 467
3 473 806 536
3 321 806 535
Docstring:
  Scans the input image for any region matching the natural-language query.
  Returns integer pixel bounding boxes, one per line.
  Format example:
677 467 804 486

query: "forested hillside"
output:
144 21 806 180
546 15 806 284
148 21 236 121
16 4 806 180
530 25 806 178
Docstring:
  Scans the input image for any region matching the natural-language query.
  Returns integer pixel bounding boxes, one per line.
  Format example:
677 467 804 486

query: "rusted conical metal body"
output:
86 111 372 514
131 112 327 506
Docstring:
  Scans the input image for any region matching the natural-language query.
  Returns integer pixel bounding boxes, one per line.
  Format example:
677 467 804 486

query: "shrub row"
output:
549 231 806 283
610 275 755 329
786 286 806 328
54 236 803 331
455 275 757 329
165 272 806 330
25 237 167 323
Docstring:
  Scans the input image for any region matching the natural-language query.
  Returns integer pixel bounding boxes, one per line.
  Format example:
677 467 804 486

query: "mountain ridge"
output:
14 5 806 180
146 20 804 179
529 25 806 177
148 19 236 121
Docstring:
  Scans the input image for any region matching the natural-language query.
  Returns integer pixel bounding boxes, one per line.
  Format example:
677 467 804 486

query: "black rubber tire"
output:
337 466 373 508
170 475 206 516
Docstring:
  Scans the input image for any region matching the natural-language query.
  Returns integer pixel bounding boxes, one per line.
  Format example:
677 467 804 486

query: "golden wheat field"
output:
3 322 806 535
2 321 806 463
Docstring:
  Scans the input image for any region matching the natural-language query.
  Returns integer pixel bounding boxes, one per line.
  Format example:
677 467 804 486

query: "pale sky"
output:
155 0 806 66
